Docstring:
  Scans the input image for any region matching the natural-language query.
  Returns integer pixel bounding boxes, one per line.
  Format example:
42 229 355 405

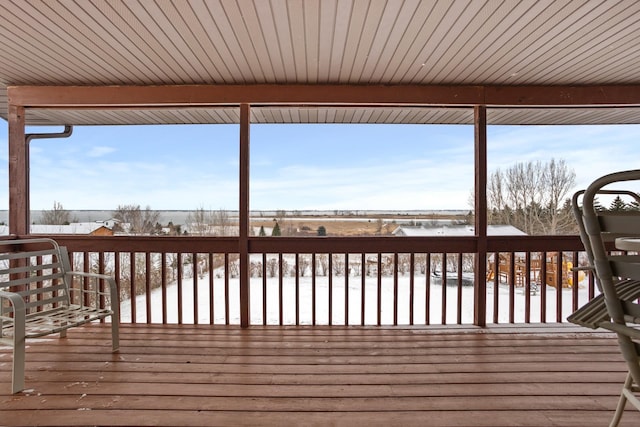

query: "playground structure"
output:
487 252 583 289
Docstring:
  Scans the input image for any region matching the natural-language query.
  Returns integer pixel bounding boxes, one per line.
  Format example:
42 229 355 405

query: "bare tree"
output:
486 159 576 235
212 209 233 236
113 204 160 235
186 207 211 236
40 201 72 225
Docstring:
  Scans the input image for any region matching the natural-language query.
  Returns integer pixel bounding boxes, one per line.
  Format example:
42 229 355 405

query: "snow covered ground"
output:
120 273 593 325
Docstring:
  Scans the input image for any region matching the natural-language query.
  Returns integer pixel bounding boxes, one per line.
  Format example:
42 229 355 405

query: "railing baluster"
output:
508 252 515 324
146 252 152 324
541 252 548 323
83 251 90 306
425 253 431 325
555 252 563 322
377 253 382 326
345 253 349 326
524 252 530 323
278 253 283 326
161 252 167 324
409 253 415 326
329 254 333 326
114 251 121 323
393 253 398 326
224 253 230 325
294 253 300 326
262 253 267 326
441 253 447 325
457 253 463 325
177 253 183 325
571 250 579 313
492 252 499 324
130 252 136 324
209 253 214 325
192 252 198 324
361 253 365 326
312 253 317 326
99 252 105 317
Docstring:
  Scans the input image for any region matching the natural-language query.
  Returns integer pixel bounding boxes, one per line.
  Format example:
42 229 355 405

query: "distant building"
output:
0 222 115 236
392 224 526 236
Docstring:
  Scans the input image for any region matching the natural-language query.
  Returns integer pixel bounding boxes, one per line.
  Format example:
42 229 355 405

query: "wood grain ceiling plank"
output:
512 1 640 85
545 13 640 85
216 0 266 83
119 0 191 83
234 1 277 83
365 0 421 83
383 0 448 83
474 1 588 84
48 0 148 84
133 1 210 83
326 0 350 83
348 0 392 83
189 0 243 83
410 0 486 84
337 0 368 81
0 4 91 84
251 1 287 82
427 2 539 84
316 0 338 82
83 2 165 84
157 2 221 83
303 0 322 83
340 2 388 83
12 1 120 84
444 1 545 83
284 0 307 82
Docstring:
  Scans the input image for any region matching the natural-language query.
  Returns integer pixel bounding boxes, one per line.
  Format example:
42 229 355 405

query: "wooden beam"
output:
8 104 27 235
8 84 640 108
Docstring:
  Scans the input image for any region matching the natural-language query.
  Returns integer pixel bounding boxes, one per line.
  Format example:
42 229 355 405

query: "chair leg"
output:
610 372 632 427
11 332 25 394
111 316 120 352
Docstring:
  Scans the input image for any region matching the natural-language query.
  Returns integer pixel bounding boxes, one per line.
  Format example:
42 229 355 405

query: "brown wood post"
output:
239 103 251 327
8 104 28 236
474 105 488 326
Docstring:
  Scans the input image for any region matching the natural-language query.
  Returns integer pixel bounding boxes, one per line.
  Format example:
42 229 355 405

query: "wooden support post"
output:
474 105 488 327
239 104 251 328
8 104 28 236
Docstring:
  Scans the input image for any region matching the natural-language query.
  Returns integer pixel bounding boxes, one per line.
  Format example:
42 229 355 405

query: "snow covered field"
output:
121 273 593 325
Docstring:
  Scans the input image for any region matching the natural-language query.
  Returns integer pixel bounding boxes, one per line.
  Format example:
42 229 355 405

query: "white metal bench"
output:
0 238 119 393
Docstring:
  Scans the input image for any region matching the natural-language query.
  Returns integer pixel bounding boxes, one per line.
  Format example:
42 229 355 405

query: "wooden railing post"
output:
239 103 251 327
474 105 488 326
8 104 28 236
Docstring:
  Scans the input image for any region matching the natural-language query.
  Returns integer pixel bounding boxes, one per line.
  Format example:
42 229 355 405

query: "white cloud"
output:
87 146 116 157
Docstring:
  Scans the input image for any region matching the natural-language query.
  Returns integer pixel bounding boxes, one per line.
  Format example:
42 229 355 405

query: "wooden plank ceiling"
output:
1 0 640 125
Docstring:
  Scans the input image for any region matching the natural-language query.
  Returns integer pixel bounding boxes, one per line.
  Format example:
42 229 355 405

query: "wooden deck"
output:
0 324 638 426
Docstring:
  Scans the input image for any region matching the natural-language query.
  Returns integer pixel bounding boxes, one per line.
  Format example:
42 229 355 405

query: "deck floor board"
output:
1 324 638 426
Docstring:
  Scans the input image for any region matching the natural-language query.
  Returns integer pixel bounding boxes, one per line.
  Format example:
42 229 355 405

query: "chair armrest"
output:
65 271 119 307
0 290 26 330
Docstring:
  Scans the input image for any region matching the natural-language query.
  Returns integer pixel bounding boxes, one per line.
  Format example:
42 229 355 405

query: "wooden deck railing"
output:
10 235 589 326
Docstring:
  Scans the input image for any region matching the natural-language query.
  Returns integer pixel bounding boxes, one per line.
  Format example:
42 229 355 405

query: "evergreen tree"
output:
259 226 266 236
272 222 281 236
317 225 327 236
609 195 628 212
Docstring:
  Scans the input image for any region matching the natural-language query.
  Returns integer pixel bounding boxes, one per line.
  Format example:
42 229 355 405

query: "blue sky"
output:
0 120 639 212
